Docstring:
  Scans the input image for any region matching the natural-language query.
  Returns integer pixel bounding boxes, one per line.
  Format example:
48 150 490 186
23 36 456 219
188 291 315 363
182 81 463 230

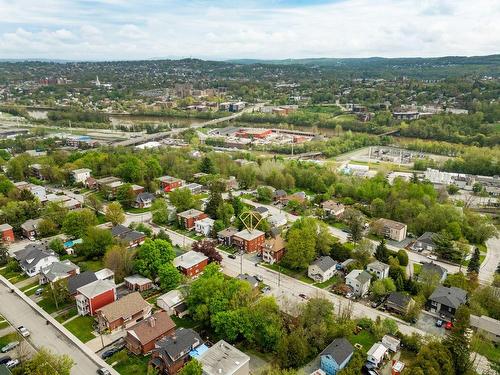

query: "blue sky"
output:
0 0 498 60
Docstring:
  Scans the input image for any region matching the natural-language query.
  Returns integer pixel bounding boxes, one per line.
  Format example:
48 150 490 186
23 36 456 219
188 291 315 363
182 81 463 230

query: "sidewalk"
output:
86 329 126 352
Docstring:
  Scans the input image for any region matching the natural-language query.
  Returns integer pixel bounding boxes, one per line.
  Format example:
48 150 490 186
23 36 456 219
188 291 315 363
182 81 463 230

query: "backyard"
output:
63 315 96 342
107 350 150 375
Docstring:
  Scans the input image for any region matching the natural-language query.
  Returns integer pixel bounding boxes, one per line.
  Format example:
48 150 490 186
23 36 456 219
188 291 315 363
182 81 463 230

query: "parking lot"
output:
414 312 446 337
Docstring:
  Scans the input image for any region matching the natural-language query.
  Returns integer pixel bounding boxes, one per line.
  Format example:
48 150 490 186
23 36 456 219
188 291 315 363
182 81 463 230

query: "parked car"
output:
97 368 111 375
427 255 438 260
436 319 443 327
228 254 236 259
261 286 271 293
254 275 263 282
0 356 11 365
35 288 44 296
18 326 30 337
371 301 381 308
1 341 19 353
445 321 453 330
6 358 19 368
101 347 120 359
298 293 308 299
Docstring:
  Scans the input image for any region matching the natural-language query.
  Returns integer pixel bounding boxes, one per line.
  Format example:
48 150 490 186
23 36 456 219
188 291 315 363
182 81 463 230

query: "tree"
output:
405 341 454 375
467 247 480 274
78 227 114 259
36 218 58 237
200 156 215 174
444 306 472 375
472 182 483 194
105 202 125 225
397 249 409 266
205 180 225 218
344 209 363 242
104 245 134 282
0 243 8 266
151 198 170 225
42 201 68 227
42 279 71 310
169 188 195 213
216 202 234 227
258 367 298 375
330 242 351 262
352 239 373 268
283 227 316 270
257 186 273 203
337 350 365 375
49 238 65 256
116 183 135 208
23 348 74 375
192 240 222 263
277 329 310 368
85 194 102 213
158 263 182 291
374 239 389 263
446 184 459 195
179 359 202 375
62 208 97 238
433 231 461 262
134 239 176 280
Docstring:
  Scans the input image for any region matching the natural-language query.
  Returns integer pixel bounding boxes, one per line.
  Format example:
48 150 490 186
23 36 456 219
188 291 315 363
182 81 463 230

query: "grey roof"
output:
367 261 390 273
234 229 265 241
353 270 372 284
156 328 202 363
41 260 79 282
135 192 155 203
429 286 467 309
254 206 269 214
199 340 250 375
20 218 43 232
111 224 130 237
416 232 436 245
311 256 337 272
77 279 115 299
14 244 56 270
470 315 500 336
421 261 447 278
217 227 239 238
14 243 48 261
386 292 412 309
68 271 98 294
321 338 354 366
111 225 145 243
274 189 287 198
0 223 12 231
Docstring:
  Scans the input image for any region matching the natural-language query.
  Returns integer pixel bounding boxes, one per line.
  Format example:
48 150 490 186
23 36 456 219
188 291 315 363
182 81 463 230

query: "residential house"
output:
366 342 389 367
372 218 407 242
95 268 115 282
85 176 98 190
321 200 345 219
68 271 98 296
470 315 500 343
131 184 145 196
412 232 437 252
273 189 287 203
217 227 239 246
111 225 146 248
14 244 59 277
254 206 269 219
345 269 371 297
150 328 203 375
39 260 79 285
96 176 124 198
134 192 155 209
75 279 116 316
184 183 203 194
177 209 208 230
0 224 14 243
173 251 209 278
320 338 354 375
13 182 47 202
194 217 215 237
157 176 184 192
30 163 45 180
427 286 467 318
21 218 43 240
96 292 152 332
381 335 400 353
366 261 390 279
268 213 287 228
237 274 259 288
232 229 265 253
261 234 286 264
198 340 250 375
45 193 82 210
157 290 188 318
308 256 338 283
285 191 308 205
71 168 91 184
124 275 153 292
125 312 176 355
223 176 239 191
385 292 415 315
418 261 448 283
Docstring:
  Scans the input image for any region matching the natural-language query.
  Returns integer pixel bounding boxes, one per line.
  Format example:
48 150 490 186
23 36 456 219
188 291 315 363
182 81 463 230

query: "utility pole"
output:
278 264 281 287
240 250 243 275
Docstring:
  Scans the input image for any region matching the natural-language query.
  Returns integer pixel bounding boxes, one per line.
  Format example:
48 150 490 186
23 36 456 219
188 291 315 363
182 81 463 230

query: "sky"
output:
0 0 499 61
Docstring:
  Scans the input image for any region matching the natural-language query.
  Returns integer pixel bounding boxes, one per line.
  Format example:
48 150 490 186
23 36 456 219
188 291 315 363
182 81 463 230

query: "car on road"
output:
18 326 30 337
35 288 44 296
427 255 438 260
0 356 11 365
228 254 237 259
1 341 19 353
435 319 443 327
97 368 111 375
298 293 308 300
254 275 263 282
445 321 453 330
371 301 382 308
261 286 271 293
101 347 120 359
6 358 19 368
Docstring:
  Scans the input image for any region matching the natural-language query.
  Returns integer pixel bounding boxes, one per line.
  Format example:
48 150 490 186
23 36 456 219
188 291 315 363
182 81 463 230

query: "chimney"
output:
149 317 156 328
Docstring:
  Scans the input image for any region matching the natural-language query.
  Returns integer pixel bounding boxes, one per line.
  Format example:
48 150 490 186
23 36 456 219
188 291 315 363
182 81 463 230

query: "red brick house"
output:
157 176 184 192
124 274 153 292
261 234 286 264
125 312 176 355
96 292 152 332
0 223 14 243
177 209 208 230
173 251 209 278
232 229 265 253
75 279 117 316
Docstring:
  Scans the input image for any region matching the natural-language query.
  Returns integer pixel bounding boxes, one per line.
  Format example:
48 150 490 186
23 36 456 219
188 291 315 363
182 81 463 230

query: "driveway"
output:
479 236 500 284
414 312 445 337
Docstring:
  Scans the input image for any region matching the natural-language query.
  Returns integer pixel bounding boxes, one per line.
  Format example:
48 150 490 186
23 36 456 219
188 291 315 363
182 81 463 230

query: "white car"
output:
6 358 19 368
18 326 30 337
427 255 438 260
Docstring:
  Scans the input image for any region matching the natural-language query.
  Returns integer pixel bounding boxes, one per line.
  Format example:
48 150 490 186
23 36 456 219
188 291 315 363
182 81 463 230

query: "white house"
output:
382 335 400 353
14 244 59 277
308 256 337 283
366 261 390 279
268 213 287 228
71 168 92 184
367 342 388 367
195 217 215 236
157 290 188 317
345 269 371 297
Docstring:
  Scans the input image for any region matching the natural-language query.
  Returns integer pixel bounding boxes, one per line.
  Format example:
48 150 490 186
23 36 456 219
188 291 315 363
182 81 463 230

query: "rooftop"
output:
157 290 184 308
124 274 152 286
77 279 115 299
127 311 175 345
367 260 390 272
320 338 354 366
234 229 265 241
198 340 250 375
97 292 150 322
310 256 337 272
429 286 467 309
375 218 406 230
173 251 208 269
177 209 205 219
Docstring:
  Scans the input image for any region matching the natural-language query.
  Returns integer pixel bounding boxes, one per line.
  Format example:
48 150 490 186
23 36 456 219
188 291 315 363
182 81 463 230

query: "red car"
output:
444 321 453 330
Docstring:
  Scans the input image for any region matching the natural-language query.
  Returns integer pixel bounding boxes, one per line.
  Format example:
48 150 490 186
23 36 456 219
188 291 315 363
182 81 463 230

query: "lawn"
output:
6 273 28 284
77 259 105 272
64 315 95 343
107 350 151 375
20 280 39 292
413 263 422 276
55 307 78 323
38 297 72 314
0 332 20 348
262 263 314 284
126 207 151 214
171 315 199 329
348 330 376 352
0 321 9 330
473 337 500 364
314 275 341 289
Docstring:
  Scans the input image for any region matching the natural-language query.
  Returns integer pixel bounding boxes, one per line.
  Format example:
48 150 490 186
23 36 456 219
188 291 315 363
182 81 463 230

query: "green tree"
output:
277 329 310 368
36 218 58 237
257 186 274 203
158 263 182 291
104 245 134 283
444 306 472 375
283 227 316 269
105 202 125 225
169 188 195 213
134 239 176 280
42 201 68 227
344 209 363 242
0 243 8 266
467 247 481 274
433 231 461 262
179 359 202 375
23 348 74 375
85 194 103 213
352 239 373 268
205 180 225 218
374 239 389 263
446 184 459 195
200 156 216 174
78 227 114 259
62 208 97 238
48 238 65 256
116 183 135 208
151 198 170 225
216 202 234 227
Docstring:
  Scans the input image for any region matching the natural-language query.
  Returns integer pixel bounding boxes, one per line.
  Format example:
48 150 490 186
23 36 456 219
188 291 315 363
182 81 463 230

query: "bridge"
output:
285 151 323 160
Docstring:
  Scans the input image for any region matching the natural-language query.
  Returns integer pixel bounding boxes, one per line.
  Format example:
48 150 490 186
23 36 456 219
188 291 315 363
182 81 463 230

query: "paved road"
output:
480 236 500 284
0 281 113 375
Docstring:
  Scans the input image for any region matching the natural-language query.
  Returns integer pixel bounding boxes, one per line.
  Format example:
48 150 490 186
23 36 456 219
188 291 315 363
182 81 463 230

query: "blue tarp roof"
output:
189 344 209 359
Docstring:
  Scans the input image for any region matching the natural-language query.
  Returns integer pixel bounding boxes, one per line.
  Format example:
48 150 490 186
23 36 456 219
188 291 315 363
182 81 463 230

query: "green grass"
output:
0 321 9 330
8 273 29 284
107 350 151 375
218 244 238 254
348 330 376 352
413 263 422 276
77 259 104 272
171 315 199 329
314 275 341 289
20 281 40 292
473 336 500 364
0 332 20 348
38 297 72 314
63 315 95 343
55 307 78 323
126 207 151 214
261 263 314 284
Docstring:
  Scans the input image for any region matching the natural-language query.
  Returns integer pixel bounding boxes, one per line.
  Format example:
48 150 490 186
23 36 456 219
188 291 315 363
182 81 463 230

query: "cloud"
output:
0 0 498 60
